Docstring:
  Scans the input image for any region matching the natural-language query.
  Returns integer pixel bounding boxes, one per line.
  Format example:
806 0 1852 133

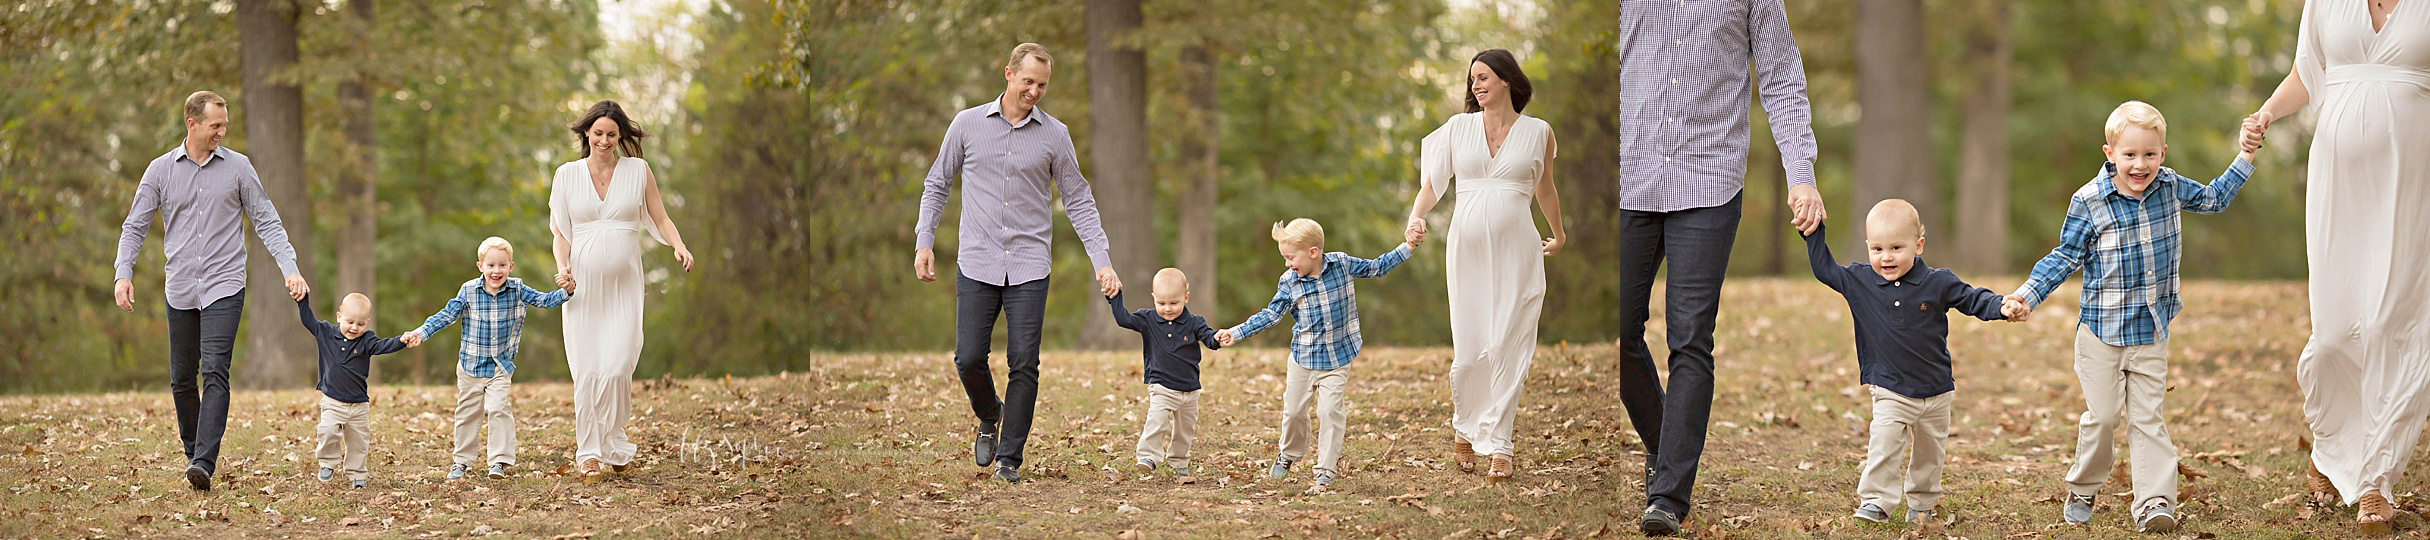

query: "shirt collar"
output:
171 144 229 166
477 277 525 296
982 94 1042 129
1155 307 1197 324
1862 257 1931 287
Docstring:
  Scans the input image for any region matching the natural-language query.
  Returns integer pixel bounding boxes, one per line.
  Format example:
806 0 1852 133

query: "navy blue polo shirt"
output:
1107 292 1223 392
1804 223 2006 398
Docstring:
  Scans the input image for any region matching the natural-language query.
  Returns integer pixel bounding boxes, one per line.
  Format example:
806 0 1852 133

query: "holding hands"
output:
555 271 578 292
2001 293 2034 323
2240 111 2273 154
1214 329 1237 347
1404 217 1428 247
401 331 424 348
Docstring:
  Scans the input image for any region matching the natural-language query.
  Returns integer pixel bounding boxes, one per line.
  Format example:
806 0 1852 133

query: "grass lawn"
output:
2 279 2414 538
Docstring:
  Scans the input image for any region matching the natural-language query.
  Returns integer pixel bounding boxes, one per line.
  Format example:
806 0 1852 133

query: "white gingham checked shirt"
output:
1618 0 1819 212
412 277 571 377
2015 157 2253 346
1228 244 1413 371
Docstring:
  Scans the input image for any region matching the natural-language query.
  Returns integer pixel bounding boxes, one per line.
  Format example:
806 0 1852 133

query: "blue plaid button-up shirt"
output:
412 277 571 377
2015 157 2252 346
1228 244 1412 371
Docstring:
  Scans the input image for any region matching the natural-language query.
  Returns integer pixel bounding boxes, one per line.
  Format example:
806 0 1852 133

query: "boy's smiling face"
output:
1864 222 1925 282
2104 125 2167 198
478 250 514 291
1277 241 1324 278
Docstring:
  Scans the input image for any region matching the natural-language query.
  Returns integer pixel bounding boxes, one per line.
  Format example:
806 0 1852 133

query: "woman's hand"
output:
1541 235 1566 257
673 245 695 272
1404 217 1428 247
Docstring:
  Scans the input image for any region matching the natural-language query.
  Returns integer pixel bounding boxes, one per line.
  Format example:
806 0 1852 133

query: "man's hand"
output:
114 278 135 313
1787 183 1826 235
285 273 310 302
1097 266 1122 298
914 248 937 282
1215 329 1237 347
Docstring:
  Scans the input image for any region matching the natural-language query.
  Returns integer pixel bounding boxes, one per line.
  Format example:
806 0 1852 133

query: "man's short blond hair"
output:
1006 43 1053 70
1866 198 1926 240
477 236 514 261
2104 100 2167 144
1271 218 1325 250
184 90 226 121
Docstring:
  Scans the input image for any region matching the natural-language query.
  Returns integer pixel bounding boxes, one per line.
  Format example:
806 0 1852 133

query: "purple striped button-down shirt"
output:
1618 0 1820 212
113 144 302 310
916 97 1114 286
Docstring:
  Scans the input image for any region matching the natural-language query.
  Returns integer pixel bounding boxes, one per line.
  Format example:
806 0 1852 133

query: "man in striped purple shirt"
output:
912 43 1125 484
1618 0 1827 534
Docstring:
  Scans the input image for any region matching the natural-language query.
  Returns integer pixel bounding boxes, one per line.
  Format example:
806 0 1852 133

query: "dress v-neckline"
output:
2371 0 2406 36
1478 114 1520 160
587 158 619 202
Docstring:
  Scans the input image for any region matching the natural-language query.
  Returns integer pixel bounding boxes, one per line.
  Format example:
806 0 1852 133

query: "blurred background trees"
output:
0 0 2313 393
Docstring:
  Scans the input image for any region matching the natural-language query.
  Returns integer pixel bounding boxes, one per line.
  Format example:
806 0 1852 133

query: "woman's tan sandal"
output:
1486 454 1514 483
1453 439 1477 474
2310 462 2342 508
2360 491 2394 536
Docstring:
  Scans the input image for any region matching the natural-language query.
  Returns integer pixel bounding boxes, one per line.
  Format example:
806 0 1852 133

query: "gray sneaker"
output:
1853 503 1890 523
487 463 508 479
1173 466 1195 484
446 463 469 481
2136 500 2178 533
1267 457 1294 480
1906 508 1935 523
2063 493 2096 525
350 478 365 489
1135 458 1157 471
316 467 333 483
1313 471 1335 486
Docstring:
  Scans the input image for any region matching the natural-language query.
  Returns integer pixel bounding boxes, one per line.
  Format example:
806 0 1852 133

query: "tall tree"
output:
335 0 379 322
1852 0 1934 244
237 0 315 389
1082 0 1154 349
1952 0 2012 274
1176 43 1219 321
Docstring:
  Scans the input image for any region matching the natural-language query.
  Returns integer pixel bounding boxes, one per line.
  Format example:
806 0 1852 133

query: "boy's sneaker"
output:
973 422 999 467
351 479 365 489
2063 493 2096 525
1852 503 1890 524
316 467 334 483
1135 458 1157 471
185 465 211 491
2136 500 2178 533
447 464 469 481
1174 466 1195 484
1267 457 1294 480
992 464 1021 483
1906 508 1935 523
488 463 508 479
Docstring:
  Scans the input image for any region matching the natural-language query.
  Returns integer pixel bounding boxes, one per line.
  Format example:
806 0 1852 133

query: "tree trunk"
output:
1852 0 1936 248
337 0 377 323
1177 44 1218 321
1080 0 1153 350
1954 0 2013 274
237 0 315 389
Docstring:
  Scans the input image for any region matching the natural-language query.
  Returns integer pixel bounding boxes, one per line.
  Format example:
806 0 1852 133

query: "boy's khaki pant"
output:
2064 324 2178 509
1857 386 1951 512
315 396 371 482
1135 385 1201 469
1278 363 1350 477
453 367 517 467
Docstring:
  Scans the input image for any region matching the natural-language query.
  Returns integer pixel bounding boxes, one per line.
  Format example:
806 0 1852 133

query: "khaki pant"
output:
2064 324 2178 508
1857 386 1951 512
315 396 371 481
1278 363 1350 477
1136 385 1201 469
453 367 517 467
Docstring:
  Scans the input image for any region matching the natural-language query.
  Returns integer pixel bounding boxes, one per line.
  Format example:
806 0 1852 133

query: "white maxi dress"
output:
551 156 666 468
2291 0 2430 504
1421 112 1553 457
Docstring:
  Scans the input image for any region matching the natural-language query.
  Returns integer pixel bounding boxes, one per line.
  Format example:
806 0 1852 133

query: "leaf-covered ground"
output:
5 279 2425 538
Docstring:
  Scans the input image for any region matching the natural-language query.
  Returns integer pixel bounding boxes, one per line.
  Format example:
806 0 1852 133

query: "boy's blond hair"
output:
1271 218 1325 250
338 292 373 319
2103 101 2167 144
1152 267 1190 294
1867 199 1926 239
476 237 514 261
